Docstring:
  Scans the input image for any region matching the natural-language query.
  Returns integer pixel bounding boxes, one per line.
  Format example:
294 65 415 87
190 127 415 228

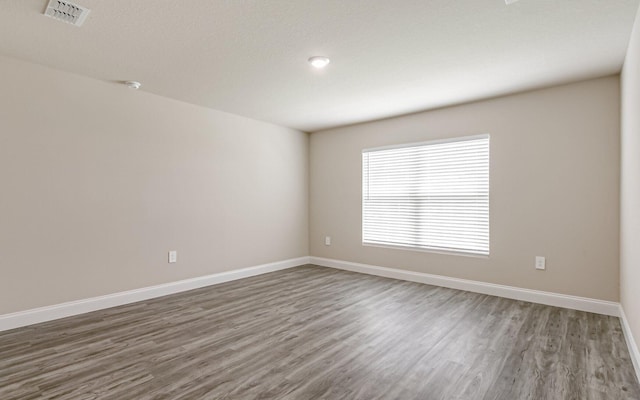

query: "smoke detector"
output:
44 0 90 27
125 81 142 90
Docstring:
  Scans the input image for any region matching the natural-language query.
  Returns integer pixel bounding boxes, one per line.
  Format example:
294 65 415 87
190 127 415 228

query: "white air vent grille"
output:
44 0 90 27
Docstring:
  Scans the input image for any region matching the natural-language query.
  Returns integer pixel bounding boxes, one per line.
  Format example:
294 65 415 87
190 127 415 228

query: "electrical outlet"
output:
535 256 545 270
168 250 177 263
325 236 331 246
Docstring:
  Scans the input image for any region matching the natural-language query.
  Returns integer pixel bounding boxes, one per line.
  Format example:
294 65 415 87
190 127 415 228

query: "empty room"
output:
2 0 640 399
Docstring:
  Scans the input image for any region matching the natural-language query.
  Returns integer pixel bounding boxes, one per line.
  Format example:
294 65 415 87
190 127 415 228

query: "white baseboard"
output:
0 256 310 332
310 256 620 317
620 305 640 384
0 255 624 335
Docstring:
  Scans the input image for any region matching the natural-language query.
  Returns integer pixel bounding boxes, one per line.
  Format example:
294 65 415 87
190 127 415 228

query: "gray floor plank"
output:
0 265 638 399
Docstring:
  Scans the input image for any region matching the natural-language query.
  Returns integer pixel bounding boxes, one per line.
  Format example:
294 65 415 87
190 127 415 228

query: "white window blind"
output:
362 135 490 256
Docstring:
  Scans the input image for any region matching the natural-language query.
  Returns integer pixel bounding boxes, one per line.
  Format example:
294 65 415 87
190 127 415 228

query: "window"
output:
362 135 490 256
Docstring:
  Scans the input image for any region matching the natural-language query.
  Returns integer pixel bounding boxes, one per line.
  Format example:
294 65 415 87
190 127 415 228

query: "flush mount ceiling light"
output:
125 81 142 89
505 0 520 4
308 56 331 69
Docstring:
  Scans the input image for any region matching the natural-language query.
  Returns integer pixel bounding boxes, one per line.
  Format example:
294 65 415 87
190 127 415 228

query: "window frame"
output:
361 134 490 258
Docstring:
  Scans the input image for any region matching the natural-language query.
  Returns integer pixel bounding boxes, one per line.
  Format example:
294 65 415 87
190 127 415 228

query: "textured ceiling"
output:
0 0 638 132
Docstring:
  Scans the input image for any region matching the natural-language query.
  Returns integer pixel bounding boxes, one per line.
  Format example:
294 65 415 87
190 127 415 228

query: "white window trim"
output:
362 133 489 153
362 134 490 257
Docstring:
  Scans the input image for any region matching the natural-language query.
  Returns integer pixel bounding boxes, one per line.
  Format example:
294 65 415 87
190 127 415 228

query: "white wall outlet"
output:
168 250 177 263
325 236 331 246
535 256 545 270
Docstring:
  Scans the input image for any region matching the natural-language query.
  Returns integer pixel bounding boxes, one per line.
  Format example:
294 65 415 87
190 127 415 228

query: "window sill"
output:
362 242 489 259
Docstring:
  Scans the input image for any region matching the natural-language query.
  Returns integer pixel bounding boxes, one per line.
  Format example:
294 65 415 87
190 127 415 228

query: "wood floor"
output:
1 265 639 400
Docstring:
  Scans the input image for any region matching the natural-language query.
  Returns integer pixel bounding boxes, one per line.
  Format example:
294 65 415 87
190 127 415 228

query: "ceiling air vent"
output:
44 0 90 27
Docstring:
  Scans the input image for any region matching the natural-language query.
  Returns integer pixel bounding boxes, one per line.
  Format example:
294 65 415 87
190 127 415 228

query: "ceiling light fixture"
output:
308 56 331 69
125 81 142 89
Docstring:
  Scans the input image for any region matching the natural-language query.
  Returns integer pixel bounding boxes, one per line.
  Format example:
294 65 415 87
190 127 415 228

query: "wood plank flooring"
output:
1 265 639 399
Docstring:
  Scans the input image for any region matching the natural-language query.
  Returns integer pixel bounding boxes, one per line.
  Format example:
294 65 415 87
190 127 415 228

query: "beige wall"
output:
0 56 309 314
310 76 620 301
0 51 625 316
621 5 640 356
